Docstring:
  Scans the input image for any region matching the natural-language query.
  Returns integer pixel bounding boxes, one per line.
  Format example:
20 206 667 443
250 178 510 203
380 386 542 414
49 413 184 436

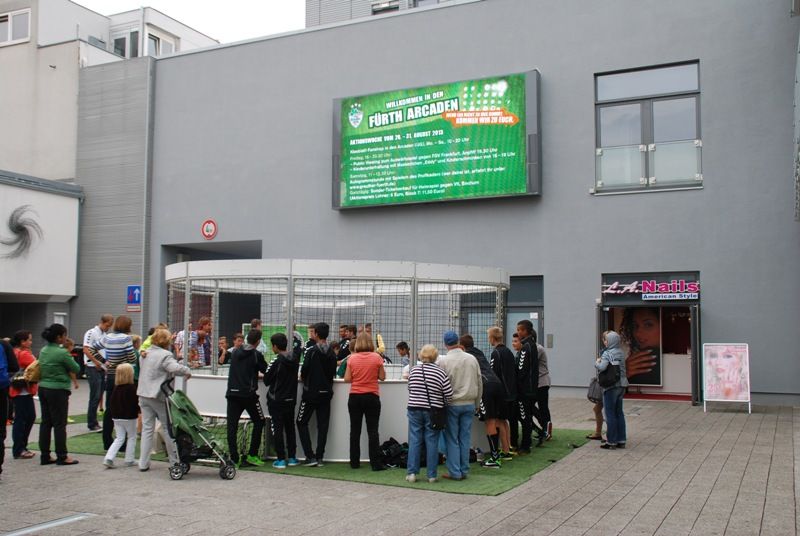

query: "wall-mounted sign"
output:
703 343 751 413
201 219 218 240
333 71 541 209
126 284 142 312
601 272 700 305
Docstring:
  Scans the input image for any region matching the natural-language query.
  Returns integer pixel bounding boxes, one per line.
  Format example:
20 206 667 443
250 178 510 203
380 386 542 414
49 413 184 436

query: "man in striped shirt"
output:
83 314 113 432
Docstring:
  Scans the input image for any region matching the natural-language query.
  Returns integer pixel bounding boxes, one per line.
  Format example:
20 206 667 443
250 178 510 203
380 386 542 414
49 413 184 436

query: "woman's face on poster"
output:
710 347 739 377
632 309 660 349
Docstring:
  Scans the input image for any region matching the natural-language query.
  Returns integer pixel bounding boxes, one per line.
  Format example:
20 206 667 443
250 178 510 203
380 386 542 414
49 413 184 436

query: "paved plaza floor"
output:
1 382 797 535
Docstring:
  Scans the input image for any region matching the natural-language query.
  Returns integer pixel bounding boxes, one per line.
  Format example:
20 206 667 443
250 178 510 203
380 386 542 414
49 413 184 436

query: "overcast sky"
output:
74 0 306 43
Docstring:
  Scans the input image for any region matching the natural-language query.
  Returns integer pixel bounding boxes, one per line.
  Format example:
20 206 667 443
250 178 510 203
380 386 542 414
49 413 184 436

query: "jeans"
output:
12 395 36 457
102 376 116 448
603 386 626 445
444 404 475 478
138 396 180 469
406 408 441 479
347 393 381 469
226 395 266 464
38 387 71 461
267 400 297 461
296 398 331 461
86 366 104 429
105 418 137 463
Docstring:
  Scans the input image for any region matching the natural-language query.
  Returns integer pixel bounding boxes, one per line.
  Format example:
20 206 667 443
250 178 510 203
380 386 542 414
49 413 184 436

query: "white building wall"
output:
0 38 80 180
37 0 108 46
0 182 80 298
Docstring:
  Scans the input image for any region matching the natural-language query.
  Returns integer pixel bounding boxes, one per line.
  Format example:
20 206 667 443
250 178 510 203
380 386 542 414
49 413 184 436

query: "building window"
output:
130 30 139 57
412 0 439 6
372 0 399 14
145 32 175 57
113 36 126 57
594 62 702 193
0 8 31 47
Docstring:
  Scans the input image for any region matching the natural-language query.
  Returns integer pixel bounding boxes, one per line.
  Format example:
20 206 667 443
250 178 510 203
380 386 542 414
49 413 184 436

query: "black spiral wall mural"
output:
0 205 44 259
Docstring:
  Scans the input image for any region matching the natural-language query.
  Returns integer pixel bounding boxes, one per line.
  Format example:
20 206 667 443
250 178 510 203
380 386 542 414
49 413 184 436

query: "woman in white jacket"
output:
137 328 191 471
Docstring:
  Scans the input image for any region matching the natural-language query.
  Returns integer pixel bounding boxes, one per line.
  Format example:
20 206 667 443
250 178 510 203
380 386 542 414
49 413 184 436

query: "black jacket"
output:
465 346 502 387
490 344 517 402
337 338 351 361
300 342 337 402
226 346 267 398
516 335 539 399
264 350 299 403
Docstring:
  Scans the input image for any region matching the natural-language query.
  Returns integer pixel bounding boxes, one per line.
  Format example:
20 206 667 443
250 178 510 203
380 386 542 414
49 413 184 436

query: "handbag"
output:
420 364 447 430
587 376 603 403
10 369 28 390
597 362 620 388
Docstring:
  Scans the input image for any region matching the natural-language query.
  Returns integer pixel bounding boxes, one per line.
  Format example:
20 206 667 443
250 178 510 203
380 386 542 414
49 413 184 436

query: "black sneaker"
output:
303 458 318 467
616 443 626 449
600 443 617 450
481 457 502 468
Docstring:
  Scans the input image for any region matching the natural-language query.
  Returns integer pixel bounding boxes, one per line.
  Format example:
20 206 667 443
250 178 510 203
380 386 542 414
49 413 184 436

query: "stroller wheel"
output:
220 463 236 480
181 462 191 474
169 463 185 481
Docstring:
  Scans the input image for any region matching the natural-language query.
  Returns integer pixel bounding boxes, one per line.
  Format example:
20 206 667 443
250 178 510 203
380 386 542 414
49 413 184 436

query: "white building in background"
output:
0 0 218 182
0 0 217 338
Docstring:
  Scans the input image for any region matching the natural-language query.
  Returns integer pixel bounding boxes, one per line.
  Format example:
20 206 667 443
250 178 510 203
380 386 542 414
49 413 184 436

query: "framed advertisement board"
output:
702 343 751 413
333 71 541 209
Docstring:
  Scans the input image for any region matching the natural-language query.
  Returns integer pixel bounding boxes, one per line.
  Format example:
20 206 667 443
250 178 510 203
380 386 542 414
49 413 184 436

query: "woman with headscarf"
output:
595 330 628 450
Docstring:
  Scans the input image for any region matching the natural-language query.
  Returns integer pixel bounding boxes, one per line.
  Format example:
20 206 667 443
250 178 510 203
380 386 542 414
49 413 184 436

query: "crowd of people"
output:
0 314 564 483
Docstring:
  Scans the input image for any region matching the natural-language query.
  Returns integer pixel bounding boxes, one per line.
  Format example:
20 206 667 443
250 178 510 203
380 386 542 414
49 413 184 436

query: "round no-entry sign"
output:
201 219 218 240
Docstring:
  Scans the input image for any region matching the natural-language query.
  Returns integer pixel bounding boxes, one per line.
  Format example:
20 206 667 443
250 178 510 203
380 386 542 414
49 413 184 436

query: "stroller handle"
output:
160 378 176 397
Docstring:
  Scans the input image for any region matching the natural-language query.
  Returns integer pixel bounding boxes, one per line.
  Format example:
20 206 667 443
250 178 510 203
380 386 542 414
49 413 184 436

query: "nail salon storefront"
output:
599 272 701 403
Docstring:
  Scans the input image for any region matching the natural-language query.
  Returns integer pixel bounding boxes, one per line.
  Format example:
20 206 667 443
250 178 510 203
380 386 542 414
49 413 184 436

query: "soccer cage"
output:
162 259 508 462
165 259 509 378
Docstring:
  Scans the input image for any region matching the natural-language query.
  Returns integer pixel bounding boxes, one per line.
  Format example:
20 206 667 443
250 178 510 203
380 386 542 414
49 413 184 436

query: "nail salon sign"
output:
601 273 700 304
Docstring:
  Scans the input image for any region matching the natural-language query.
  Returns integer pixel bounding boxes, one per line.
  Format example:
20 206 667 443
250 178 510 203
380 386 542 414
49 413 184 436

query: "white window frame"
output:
111 27 141 58
145 26 177 57
0 8 32 47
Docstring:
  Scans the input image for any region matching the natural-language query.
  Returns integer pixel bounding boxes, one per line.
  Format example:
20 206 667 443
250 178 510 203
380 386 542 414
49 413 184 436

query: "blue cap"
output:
443 330 459 346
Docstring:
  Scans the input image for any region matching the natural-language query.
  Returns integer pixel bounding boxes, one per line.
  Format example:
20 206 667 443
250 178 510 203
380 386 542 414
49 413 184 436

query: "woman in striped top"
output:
405 344 453 484
91 315 136 450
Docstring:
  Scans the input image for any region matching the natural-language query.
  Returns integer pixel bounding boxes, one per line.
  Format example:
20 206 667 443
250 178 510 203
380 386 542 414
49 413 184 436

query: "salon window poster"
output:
702 343 750 402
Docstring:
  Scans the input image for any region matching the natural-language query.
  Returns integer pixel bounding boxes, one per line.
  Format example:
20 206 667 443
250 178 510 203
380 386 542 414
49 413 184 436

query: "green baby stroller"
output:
161 380 237 480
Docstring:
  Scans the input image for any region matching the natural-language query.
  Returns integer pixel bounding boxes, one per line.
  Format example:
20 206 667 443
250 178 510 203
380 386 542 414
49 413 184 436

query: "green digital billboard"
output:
333 72 540 209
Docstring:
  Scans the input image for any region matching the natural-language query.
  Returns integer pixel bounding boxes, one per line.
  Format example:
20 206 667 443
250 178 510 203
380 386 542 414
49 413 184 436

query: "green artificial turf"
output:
31 428 589 495
245 429 589 495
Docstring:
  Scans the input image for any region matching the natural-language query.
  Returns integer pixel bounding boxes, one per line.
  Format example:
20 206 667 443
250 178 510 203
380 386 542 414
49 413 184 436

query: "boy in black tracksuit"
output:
263 332 300 469
296 322 337 467
489 329 517 457
515 320 543 453
226 329 268 466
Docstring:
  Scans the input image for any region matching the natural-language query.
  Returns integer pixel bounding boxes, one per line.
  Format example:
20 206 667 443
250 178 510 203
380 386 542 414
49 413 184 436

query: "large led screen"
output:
333 71 540 209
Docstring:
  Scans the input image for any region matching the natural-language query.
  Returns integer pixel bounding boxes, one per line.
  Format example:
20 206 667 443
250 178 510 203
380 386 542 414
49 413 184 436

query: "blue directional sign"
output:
127 285 142 311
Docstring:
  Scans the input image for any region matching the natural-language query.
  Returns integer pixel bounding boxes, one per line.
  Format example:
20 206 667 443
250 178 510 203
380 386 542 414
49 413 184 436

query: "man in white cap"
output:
436 330 482 481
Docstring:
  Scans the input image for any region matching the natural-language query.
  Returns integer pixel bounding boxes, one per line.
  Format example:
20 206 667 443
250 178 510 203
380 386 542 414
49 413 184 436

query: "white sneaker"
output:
103 459 114 468
428 477 438 483
124 461 136 467
405 474 416 483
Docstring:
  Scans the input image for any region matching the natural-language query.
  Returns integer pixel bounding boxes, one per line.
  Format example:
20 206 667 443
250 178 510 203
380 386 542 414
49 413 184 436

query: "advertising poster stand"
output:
702 343 751 414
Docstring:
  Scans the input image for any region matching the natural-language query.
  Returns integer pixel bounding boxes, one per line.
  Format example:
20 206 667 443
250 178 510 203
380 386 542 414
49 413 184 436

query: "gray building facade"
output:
76 0 800 404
